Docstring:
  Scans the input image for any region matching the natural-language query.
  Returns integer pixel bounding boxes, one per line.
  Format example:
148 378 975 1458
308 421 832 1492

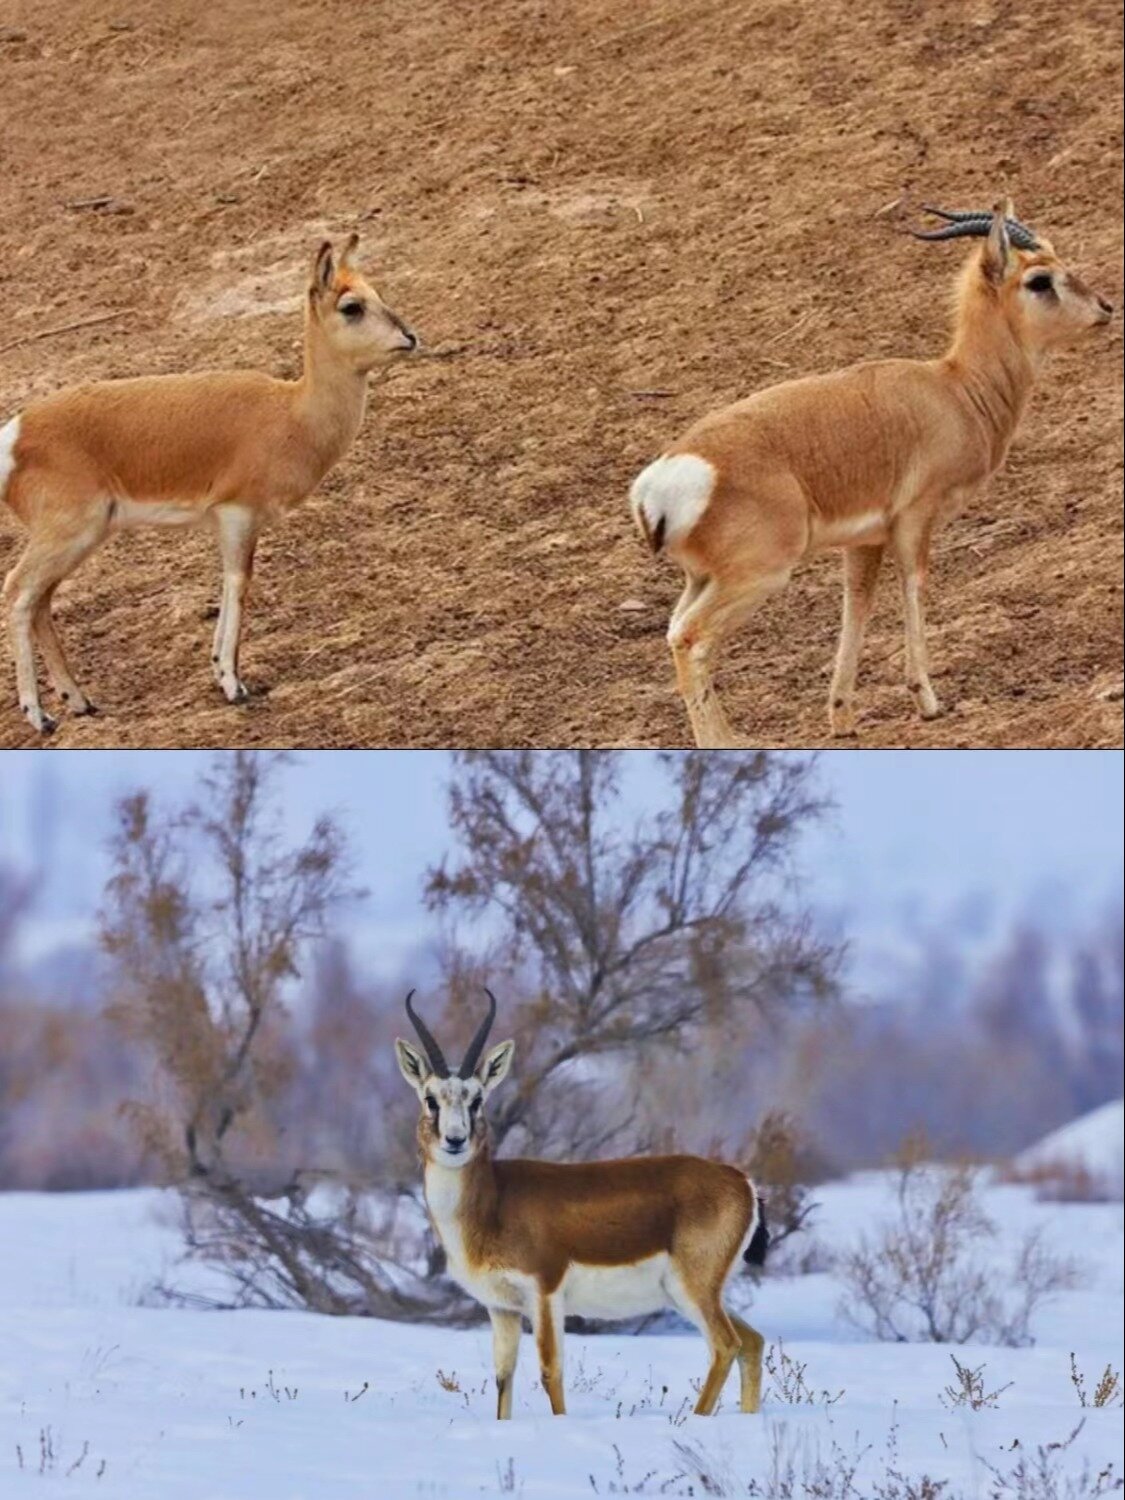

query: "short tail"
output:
640 509 667 555
743 1196 770 1267
629 466 667 553
629 453 714 558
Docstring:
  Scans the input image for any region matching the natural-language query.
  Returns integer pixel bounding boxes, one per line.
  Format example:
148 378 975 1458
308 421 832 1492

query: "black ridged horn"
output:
404 990 450 1078
921 205 994 224
908 204 1039 252
459 989 498 1079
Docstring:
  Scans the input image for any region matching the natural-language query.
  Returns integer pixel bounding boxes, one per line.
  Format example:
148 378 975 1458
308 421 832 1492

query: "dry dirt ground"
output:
0 0 1121 749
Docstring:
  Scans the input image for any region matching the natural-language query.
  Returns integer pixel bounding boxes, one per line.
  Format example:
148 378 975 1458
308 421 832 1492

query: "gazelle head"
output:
307 233 419 371
395 989 514 1169
911 200 1114 353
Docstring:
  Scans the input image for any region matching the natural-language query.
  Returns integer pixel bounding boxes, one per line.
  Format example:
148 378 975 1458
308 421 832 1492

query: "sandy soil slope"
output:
0 0 1121 748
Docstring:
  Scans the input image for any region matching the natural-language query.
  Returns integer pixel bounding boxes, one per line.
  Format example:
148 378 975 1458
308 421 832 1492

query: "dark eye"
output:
339 300 365 320
425 1097 438 1115
469 1098 481 1118
1025 274 1054 294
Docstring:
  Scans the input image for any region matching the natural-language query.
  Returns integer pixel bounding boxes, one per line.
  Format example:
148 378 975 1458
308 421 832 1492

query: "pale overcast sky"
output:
0 750 1120 985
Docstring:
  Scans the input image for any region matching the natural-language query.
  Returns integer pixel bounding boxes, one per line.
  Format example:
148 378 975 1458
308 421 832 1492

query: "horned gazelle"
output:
0 235 417 734
396 990 769 1420
630 201 1115 747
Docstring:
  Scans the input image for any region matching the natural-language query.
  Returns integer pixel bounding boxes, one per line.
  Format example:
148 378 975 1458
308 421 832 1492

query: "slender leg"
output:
729 1313 765 1414
533 1291 566 1415
489 1307 522 1421
212 504 259 703
3 509 108 734
667 570 792 749
828 543 884 736
693 1305 741 1415
210 591 228 689
665 1276 741 1415
5 563 46 733
669 570 707 634
891 523 940 720
33 584 96 716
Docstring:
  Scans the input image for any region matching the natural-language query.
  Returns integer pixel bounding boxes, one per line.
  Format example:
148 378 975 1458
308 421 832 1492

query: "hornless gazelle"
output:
630 200 1115 748
0 235 417 734
395 990 770 1420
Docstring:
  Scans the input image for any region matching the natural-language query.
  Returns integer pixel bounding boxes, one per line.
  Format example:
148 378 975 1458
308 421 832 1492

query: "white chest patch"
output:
0 415 21 500
562 1254 672 1320
630 452 715 546
423 1164 526 1312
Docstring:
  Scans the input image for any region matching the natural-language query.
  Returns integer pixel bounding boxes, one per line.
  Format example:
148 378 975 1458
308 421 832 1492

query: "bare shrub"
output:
764 1340 844 1406
938 1354 1011 1411
1003 1158 1122 1206
1070 1354 1123 1410
837 1138 1078 1346
666 1408 948 1499
983 1420 1123 1499
425 750 838 1165
743 1110 821 1255
100 751 473 1323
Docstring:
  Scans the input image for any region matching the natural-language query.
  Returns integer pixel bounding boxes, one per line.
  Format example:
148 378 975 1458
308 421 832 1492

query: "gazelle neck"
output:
293 314 370 472
423 1145 498 1246
943 297 1037 468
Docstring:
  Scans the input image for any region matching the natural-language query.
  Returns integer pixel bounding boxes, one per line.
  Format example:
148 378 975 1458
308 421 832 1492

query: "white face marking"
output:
0 415 21 500
630 452 715 545
422 1075 483 1169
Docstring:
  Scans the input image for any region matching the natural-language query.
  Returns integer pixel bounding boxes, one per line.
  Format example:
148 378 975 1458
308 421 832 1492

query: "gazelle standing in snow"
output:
0 234 417 734
630 201 1115 747
395 990 770 1420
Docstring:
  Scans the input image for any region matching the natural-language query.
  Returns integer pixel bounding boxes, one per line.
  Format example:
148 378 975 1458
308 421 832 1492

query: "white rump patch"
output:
0 415 21 500
630 453 714 547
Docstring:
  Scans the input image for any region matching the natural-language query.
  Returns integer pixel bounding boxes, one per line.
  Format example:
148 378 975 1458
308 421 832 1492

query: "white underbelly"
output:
562 1254 672 1320
111 496 204 528
809 508 888 550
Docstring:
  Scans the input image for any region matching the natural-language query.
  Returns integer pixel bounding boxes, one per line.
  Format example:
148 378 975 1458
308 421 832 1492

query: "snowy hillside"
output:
1 1177 1121 1498
1015 1099 1125 1197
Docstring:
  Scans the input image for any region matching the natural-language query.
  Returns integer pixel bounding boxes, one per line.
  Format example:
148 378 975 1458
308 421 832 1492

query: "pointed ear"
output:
478 1039 514 1096
395 1038 428 1093
982 200 1013 284
311 240 336 294
339 232 361 271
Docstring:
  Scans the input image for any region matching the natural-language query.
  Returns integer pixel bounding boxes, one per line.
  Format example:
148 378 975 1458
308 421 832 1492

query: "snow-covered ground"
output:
1016 1099 1125 1199
1 1177 1121 1498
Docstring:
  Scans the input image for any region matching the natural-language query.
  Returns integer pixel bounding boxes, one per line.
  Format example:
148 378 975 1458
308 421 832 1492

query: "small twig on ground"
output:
63 195 132 213
0 310 125 357
764 308 814 347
